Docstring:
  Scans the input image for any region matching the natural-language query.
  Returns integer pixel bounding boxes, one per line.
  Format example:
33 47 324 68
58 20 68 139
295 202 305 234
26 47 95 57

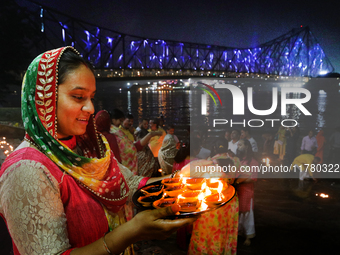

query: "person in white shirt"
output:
241 127 258 153
228 129 241 154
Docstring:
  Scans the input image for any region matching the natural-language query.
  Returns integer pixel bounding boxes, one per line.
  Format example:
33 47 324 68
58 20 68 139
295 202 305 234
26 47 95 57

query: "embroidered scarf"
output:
21 46 129 213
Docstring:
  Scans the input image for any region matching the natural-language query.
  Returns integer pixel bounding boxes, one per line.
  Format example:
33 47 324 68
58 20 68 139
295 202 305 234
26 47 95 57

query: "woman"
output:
0 47 196 255
285 126 300 164
188 140 239 255
109 109 140 175
95 110 122 163
95 110 160 170
172 139 200 173
274 125 287 161
235 139 258 246
96 110 162 221
315 129 325 164
135 119 160 177
158 125 179 175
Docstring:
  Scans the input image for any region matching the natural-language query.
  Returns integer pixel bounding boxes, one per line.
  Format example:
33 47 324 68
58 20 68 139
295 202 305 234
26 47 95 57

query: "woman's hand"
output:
90 204 197 255
131 204 198 241
150 131 163 137
140 131 163 147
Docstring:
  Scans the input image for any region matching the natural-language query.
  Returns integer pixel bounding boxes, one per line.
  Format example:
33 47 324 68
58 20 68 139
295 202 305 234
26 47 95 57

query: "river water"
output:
95 77 340 145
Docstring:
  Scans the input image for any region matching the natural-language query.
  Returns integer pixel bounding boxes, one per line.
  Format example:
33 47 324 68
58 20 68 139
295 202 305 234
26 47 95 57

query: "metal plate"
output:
132 180 236 219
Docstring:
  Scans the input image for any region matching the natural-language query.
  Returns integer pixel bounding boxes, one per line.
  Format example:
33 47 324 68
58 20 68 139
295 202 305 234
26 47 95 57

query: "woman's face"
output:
142 120 149 129
56 64 96 139
112 118 124 127
237 139 246 152
167 128 175 135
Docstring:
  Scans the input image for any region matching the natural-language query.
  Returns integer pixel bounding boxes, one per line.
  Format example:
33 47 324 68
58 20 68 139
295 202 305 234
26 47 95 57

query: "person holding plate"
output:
0 47 196 255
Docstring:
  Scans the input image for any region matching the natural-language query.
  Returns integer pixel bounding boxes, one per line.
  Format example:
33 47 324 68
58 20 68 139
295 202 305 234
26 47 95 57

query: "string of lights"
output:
21 1 334 77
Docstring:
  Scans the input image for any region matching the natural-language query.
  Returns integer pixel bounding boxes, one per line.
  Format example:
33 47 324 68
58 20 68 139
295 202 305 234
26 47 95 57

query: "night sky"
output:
23 0 340 72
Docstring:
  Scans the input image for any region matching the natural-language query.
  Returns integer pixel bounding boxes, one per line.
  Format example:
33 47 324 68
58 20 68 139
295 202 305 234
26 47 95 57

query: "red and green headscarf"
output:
21 46 129 213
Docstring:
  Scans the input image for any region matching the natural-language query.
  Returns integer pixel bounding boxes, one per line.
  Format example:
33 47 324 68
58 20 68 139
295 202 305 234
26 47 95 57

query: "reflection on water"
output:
316 92 327 129
95 79 340 141
95 85 191 139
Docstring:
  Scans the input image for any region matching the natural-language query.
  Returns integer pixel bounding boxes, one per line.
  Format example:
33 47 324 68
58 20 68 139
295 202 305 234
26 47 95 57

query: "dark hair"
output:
58 49 94 85
167 124 175 130
241 127 251 135
111 109 125 120
240 138 253 164
151 118 160 128
231 129 241 136
126 113 134 119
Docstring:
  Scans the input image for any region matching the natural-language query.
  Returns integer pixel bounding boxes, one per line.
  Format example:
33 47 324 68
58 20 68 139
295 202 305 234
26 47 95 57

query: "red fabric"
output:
34 48 61 137
237 158 258 213
1 148 112 254
59 136 77 150
237 183 254 213
176 224 193 250
138 177 151 189
102 131 122 163
134 140 143 152
172 158 192 172
95 110 122 163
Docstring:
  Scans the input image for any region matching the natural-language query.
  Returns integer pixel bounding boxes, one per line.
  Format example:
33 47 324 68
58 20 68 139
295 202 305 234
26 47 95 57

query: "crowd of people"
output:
92 112 263 252
0 47 197 255
0 47 259 255
225 125 340 184
1 46 339 255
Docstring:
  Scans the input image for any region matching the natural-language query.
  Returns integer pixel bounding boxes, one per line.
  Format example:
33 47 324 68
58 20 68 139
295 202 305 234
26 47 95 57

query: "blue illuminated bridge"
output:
21 1 334 79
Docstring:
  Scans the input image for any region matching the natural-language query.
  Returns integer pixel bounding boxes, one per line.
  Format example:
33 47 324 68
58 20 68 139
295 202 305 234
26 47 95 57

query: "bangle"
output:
102 232 112 254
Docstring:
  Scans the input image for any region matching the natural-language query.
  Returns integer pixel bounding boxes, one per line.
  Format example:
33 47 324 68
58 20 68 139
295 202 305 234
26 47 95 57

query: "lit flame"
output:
178 174 184 183
217 180 223 194
319 193 329 198
176 194 184 205
1 137 14 157
168 177 228 212
262 157 270 166
201 182 207 191
197 192 204 201
200 201 208 211
197 181 212 211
